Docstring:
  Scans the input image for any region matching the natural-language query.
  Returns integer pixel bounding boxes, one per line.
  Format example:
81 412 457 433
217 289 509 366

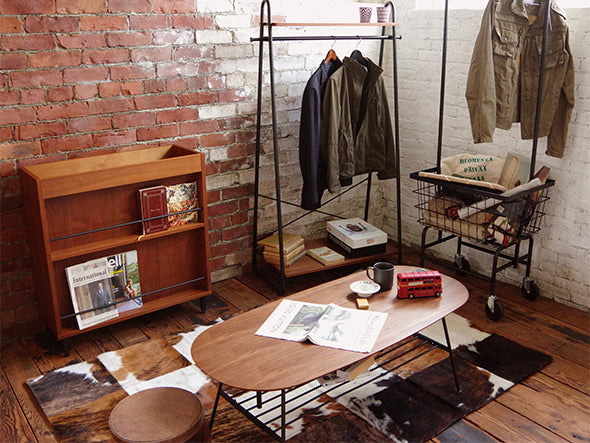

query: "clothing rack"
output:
413 0 557 320
251 0 403 294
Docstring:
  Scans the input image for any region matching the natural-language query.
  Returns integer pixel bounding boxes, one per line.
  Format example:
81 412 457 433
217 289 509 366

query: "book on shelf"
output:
263 246 307 266
257 232 303 253
255 299 388 353
166 181 199 227
139 185 169 234
326 218 387 249
307 246 345 265
107 250 143 314
66 257 119 330
328 232 387 258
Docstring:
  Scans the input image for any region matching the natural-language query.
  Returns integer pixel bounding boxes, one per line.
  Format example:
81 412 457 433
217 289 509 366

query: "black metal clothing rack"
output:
412 0 557 320
251 0 403 294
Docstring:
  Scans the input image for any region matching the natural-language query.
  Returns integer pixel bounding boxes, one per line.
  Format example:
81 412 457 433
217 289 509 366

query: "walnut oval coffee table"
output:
191 266 468 441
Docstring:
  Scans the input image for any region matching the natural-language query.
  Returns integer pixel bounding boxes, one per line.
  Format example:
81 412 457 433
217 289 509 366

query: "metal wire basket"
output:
411 168 553 245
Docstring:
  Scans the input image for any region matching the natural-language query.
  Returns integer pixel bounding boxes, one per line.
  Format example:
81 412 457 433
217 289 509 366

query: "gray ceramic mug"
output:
366 262 394 291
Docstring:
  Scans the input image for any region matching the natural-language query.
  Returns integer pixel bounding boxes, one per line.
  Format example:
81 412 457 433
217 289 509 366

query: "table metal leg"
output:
280 389 286 442
210 382 223 430
441 317 461 393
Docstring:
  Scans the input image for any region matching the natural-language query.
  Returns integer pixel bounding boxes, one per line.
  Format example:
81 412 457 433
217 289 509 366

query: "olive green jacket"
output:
466 0 574 158
320 57 396 193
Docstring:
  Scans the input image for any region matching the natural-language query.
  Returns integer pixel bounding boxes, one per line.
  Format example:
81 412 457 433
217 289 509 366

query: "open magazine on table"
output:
255 300 388 353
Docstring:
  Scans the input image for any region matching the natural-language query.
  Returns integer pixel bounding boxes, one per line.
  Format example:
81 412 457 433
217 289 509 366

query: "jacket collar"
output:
342 56 383 82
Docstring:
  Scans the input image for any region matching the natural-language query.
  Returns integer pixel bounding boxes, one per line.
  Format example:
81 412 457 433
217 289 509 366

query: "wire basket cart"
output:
410 168 554 320
410 0 557 320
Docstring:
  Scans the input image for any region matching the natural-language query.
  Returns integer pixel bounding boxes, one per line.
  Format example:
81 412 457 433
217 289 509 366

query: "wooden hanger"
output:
324 49 337 64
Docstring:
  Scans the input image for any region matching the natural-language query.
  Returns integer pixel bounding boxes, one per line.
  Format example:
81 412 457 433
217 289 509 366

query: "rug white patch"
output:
122 365 210 396
420 313 490 349
173 318 223 364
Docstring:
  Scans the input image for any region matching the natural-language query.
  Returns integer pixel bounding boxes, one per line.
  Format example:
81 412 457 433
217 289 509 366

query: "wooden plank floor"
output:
1 247 589 442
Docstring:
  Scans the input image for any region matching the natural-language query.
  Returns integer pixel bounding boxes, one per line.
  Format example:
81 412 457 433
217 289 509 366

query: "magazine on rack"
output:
107 250 142 314
66 257 119 330
255 300 388 353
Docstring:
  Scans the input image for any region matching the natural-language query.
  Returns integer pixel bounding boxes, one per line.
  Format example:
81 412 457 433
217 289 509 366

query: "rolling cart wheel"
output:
485 295 504 321
454 254 470 276
521 278 539 301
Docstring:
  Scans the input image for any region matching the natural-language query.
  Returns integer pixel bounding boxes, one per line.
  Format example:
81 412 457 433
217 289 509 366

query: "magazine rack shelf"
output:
251 0 402 294
20 145 211 344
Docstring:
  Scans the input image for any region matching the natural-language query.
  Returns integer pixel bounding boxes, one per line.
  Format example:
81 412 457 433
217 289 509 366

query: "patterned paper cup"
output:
359 7 372 23
376 6 390 23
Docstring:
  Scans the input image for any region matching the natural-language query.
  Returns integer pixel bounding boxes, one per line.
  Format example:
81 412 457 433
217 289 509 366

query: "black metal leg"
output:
210 383 223 430
441 317 461 393
280 389 286 442
420 226 429 267
256 391 262 408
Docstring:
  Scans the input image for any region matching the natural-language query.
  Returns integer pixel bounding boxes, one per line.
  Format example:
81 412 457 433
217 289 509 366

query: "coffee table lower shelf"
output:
209 324 460 442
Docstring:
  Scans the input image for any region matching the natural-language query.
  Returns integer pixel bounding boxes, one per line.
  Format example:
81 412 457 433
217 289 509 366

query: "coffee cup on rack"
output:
366 262 394 291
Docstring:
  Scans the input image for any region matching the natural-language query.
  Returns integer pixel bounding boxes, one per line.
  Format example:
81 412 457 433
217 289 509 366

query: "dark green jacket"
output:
466 0 574 158
320 57 396 193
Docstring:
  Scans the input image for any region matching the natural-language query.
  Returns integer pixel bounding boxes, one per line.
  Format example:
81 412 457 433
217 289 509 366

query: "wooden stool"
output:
109 387 211 443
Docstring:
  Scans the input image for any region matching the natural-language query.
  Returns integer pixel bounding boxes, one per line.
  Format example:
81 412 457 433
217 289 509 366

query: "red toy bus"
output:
397 270 442 299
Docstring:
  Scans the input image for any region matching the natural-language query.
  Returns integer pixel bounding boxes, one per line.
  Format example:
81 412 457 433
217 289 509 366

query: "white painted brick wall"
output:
381 0 589 311
224 0 588 312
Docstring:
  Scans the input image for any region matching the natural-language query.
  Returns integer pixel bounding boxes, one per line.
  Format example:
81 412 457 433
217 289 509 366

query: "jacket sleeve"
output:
320 77 343 194
546 27 575 158
466 0 497 144
299 75 322 210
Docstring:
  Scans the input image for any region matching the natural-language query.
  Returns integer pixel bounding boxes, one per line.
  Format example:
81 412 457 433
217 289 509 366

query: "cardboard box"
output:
326 218 387 249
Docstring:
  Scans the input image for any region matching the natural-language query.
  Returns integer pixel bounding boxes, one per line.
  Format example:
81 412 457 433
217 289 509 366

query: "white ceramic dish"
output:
350 280 380 298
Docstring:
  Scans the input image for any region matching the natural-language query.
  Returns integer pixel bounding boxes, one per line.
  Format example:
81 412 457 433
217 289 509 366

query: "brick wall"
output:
0 0 384 342
382 0 589 312
2 0 587 342
0 0 265 341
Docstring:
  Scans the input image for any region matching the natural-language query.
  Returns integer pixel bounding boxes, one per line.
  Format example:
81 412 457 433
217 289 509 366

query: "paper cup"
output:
359 7 372 23
376 6 390 23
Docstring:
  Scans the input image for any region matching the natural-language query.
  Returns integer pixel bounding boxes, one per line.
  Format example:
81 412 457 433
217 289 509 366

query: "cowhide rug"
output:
27 314 551 443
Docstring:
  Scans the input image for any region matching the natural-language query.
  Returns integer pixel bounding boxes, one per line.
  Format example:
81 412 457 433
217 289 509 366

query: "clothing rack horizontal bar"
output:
251 34 399 42
265 22 399 27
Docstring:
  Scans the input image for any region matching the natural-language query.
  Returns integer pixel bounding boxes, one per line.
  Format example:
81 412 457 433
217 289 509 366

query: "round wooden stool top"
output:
109 387 208 443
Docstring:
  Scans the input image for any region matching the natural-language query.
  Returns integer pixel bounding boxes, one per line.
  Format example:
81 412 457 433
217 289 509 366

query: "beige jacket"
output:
466 0 574 158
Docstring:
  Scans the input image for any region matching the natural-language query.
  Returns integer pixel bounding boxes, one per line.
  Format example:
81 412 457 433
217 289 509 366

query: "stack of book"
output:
258 232 306 266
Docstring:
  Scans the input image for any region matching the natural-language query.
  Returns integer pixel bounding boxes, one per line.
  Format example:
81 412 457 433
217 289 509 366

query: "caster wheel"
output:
455 255 470 276
521 280 539 301
485 296 504 321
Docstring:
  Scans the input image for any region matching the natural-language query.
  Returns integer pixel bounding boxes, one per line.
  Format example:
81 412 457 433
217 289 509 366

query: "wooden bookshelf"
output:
20 145 212 341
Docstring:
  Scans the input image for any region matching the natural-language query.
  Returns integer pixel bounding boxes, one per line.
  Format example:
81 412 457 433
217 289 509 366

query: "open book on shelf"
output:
255 300 388 353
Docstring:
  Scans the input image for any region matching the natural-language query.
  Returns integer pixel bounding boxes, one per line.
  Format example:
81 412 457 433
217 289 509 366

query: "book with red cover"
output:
139 186 169 234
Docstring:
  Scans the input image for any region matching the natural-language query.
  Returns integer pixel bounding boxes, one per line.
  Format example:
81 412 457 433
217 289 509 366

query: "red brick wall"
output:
0 0 257 342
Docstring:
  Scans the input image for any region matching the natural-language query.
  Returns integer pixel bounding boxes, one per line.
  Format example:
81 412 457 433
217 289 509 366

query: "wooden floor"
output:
2 248 589 442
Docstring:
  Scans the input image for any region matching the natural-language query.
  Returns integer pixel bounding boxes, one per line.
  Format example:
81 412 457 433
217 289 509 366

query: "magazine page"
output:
255 300 328 342
107 250 142 314
65 257 119 330
307 304 388 353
